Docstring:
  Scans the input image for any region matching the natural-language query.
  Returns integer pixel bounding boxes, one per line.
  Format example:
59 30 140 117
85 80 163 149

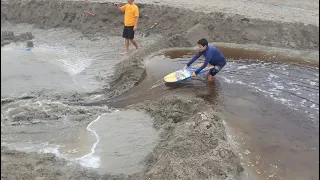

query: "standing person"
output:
114 0 139 55
186 38 227 82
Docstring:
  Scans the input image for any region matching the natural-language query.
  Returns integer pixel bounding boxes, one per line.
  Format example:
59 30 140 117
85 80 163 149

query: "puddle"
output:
1 21 125 96
87 110 158 174
1 104 158 175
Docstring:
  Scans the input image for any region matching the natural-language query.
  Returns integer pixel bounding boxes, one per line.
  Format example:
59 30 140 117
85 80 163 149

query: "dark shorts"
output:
122 26 135 39
209 64 225 76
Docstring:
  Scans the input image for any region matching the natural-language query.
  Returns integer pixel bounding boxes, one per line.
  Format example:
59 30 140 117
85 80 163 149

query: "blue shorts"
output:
209 65 224 76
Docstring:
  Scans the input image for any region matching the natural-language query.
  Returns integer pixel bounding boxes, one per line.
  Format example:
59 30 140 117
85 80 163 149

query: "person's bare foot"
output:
122 51 129 55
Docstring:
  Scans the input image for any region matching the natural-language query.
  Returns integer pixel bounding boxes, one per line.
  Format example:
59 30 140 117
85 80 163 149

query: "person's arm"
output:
114 3 126 12
134 7 139 31
194 53 212 75
187 51 202 67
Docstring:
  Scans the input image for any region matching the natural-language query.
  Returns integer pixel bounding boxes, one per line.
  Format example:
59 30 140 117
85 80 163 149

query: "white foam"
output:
308 114 315 119
78 155 100 168
301 99 307 104
269 88 281 93
272 82 284 90
288 87 300 91
221 77 234 84
223 63 318 122
76 114 105 168
32 45 94 76
237 65 248 70
39 146 61 157
92 94 103 100
310 81 317 86
269 74 279 78
244 150 251 154
273 97 292 105
56 56 93 76
236 81 246 85
248 85 274 95
3 142 66 159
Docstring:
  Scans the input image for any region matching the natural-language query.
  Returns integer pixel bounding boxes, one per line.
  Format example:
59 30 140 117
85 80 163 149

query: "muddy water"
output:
1 22 159 175
1 22 127 95
107 49 319 180
89 110 158 174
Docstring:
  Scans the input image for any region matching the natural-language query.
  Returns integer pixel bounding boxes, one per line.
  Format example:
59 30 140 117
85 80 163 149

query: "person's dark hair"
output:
197 38 208 47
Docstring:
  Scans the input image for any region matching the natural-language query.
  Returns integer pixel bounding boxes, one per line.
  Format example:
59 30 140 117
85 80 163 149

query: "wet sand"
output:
94 0 319 26
1 0 319 180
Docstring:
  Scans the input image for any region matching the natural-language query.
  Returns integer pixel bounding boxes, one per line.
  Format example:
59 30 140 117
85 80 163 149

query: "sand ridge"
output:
81 0 319 26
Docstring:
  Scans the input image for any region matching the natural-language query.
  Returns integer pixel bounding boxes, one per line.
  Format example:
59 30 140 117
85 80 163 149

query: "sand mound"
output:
130 95 245 180
1 30 33 46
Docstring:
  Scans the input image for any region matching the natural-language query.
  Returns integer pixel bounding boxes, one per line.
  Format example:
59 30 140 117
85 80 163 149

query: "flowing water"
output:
106 50 319 180
1 22 159 175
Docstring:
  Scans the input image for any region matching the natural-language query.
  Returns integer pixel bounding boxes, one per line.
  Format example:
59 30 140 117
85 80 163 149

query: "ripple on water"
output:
1 22 125 95
221 61 319 123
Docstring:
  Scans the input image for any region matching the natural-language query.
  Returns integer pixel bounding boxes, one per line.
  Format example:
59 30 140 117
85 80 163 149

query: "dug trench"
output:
1 0 319 180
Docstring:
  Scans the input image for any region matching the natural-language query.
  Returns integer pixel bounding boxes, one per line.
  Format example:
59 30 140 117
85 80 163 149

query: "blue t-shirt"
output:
187 45 226 75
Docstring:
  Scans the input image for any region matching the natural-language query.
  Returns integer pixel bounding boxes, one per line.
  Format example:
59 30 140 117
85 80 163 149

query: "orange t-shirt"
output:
120 4 139 26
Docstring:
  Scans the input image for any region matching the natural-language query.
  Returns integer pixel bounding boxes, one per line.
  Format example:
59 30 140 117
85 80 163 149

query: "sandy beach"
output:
1 0 319 179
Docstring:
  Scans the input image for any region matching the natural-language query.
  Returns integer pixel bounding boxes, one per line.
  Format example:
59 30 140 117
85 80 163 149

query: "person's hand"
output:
133 26 137 31
192 72 197 77
114 3 119 10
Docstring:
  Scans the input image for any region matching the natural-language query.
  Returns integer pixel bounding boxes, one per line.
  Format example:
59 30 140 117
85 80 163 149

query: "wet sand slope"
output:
1 0 319 180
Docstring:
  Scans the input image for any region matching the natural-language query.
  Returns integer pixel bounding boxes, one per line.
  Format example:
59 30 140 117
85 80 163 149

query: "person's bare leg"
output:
207 73 214 86
207 73 214 82
130 39 139 51
124 39 130 54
